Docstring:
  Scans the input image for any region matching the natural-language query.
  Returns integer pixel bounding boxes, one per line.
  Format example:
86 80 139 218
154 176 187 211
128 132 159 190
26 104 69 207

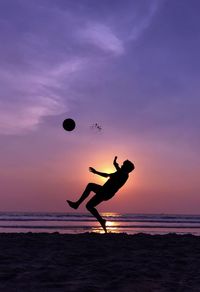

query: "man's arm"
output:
89 167 110 178
113 156 120 171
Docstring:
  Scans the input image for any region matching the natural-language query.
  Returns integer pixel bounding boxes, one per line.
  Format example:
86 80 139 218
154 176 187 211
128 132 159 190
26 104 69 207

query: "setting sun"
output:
97 167 115 183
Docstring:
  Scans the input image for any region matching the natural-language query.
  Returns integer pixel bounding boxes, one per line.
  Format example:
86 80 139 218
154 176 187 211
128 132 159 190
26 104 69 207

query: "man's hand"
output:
113 156 120 170
114 156 118 163
89 167 96 174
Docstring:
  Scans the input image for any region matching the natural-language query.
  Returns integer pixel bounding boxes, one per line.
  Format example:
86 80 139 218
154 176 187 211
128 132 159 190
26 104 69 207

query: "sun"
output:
98 167 115 182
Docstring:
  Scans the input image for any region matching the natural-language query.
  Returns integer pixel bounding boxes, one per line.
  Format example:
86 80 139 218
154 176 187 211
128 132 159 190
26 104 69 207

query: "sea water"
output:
1 212 200 235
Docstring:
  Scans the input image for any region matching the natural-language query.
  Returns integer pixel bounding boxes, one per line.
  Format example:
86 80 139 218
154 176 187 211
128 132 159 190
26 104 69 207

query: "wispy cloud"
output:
0 58 85 135
76 1 161 55
0 0 162 135
0 97 61 135
79 23 124 56
128 0 161 41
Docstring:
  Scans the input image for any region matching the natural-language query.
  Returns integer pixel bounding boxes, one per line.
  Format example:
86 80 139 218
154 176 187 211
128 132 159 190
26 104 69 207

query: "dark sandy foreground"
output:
1 233 200 292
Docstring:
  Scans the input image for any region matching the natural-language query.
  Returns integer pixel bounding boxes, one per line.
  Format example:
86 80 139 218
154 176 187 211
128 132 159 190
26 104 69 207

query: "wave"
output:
1 212 200 235
1 224 200 229
1 212 200 224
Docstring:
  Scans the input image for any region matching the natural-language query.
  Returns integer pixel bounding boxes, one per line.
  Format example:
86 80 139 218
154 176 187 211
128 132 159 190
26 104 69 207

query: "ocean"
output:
1 212 200 235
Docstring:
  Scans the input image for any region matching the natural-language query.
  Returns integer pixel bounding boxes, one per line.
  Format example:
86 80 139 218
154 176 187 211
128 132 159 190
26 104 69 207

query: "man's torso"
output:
102 170 128 196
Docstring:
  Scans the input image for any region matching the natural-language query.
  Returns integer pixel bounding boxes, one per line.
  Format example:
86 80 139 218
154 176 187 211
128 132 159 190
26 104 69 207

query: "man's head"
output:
121 160 135 173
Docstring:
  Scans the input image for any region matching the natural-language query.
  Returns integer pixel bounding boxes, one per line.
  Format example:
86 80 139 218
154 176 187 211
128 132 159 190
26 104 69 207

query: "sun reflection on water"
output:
91 212 122 233
106 220 120 233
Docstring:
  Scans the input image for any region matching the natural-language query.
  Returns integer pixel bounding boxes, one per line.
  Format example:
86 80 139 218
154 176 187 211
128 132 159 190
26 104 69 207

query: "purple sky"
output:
0 0 200 213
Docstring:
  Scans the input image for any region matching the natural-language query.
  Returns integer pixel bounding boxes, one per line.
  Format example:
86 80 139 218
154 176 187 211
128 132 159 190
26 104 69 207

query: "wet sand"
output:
0 232 200 291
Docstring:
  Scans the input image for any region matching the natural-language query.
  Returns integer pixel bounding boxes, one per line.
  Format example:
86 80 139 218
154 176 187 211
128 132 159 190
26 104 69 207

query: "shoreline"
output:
1 232 200 291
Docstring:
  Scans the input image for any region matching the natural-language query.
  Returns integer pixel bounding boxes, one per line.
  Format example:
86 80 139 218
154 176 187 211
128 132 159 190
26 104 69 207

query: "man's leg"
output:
86 194 107 233
67 183 101 209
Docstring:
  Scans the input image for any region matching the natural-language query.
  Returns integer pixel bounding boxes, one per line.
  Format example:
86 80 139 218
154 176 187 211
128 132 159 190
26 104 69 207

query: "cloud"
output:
0 0 162 135
0 98 61 135
79 23 124 56
128 0 161 41
0 58 85 135
76 1 161 56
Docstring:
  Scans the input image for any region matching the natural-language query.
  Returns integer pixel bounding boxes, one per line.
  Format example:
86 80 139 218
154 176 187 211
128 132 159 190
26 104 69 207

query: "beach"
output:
1 233 200 291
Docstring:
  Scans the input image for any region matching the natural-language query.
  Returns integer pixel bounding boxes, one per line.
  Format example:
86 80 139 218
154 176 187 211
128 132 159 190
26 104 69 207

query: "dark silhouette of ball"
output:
63 118 76 131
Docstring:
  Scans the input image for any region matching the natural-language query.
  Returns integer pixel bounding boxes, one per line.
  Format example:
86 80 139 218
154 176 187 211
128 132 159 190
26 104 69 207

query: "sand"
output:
0 233 200 291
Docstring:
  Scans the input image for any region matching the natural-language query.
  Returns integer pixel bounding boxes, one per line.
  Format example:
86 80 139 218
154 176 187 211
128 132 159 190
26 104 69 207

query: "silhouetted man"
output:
67 156 135 233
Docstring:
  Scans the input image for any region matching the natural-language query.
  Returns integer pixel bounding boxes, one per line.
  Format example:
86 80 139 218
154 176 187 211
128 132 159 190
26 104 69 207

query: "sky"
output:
0 0 200 214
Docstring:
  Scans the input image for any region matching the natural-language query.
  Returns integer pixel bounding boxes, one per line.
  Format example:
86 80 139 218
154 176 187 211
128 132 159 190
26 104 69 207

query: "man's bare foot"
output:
101 219 107 233
66 200 79 210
